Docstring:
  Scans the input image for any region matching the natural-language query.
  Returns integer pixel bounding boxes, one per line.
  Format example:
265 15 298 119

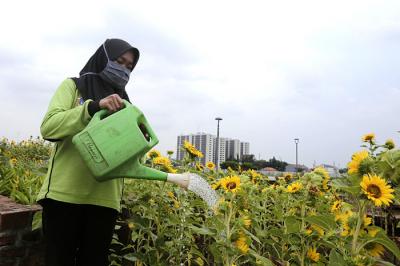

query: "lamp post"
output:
215 117 223 171
294 138 299 172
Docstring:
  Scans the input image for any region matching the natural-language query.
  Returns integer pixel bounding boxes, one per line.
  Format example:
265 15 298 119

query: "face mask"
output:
98 43 131 90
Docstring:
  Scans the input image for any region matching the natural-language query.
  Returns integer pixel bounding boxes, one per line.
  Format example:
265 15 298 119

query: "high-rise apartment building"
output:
213 137 227 166
177 133 250 166
225 139 241 161
240 142 250 160
176 133 214 165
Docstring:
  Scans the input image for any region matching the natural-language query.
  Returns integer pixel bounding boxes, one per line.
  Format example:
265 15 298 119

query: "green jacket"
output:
36 78 123 212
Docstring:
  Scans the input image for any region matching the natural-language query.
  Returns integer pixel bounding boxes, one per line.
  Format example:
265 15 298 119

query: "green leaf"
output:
249 250 274 266
373 231 400 260
328 250 346 266
123 254 138 262
319 240 337 250
374 260 396 266
189 225 214 236
304 215 336 231
332 178 360 194
189 247 207 261
284 216 301 234
243 228 261 244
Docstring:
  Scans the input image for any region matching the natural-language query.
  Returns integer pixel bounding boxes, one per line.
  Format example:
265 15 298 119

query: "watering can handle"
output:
89 100 131 125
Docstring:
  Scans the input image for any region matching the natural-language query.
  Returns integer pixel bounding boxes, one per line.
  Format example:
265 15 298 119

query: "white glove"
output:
167 173 190 189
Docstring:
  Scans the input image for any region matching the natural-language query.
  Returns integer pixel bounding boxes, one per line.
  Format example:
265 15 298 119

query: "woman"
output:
37 38 140 266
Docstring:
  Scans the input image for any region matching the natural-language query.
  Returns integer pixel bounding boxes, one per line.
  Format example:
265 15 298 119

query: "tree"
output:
264 157 288 172
241 154 255 163
220 161 240 170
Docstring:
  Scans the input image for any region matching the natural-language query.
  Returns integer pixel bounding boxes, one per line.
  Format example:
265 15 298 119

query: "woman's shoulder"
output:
61 78 77 89
54 78 78 95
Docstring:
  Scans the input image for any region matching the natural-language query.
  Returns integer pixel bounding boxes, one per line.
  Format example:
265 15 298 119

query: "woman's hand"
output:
99 94 124 113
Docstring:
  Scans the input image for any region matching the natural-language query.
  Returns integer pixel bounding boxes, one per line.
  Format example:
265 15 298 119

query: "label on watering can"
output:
80 132 105 163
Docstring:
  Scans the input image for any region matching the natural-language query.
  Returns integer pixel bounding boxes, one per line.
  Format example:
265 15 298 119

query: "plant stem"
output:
351 200 365 256
300 202 305 266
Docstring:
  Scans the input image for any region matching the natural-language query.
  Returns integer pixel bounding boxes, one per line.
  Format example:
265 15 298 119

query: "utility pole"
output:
215 117 223 171
294 138 299 171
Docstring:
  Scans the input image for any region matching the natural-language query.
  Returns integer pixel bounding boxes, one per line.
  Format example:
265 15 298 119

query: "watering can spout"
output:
94 156 168 182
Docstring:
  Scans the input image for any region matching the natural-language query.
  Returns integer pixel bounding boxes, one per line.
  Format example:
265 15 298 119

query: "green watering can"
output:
72 100 168 182
73 100 219 207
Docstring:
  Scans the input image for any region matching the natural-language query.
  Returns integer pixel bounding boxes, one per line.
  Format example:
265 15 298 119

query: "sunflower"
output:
235 233 249 254
331 200 342 213
211 181 222 190
367 243 385 258
167 191 175 199
360 174 394 207
247 169 262 183
313 167 330 180
311 224 324 237
363 215 372 227
347 150 369 174
362 133 375 143
307 247 320 262
335 209 354 223
153 156 177 173
322 179 330 191
153 156 170 166
287 182 302 193
341 222 351 237
196 162 204 171
283 173 293 182
385 139 395 150
165 165 177 173
183 141 204 158
220 175 241 193
206 161 215 170
241 215 251 229
147 149 161 159
367 227 380 237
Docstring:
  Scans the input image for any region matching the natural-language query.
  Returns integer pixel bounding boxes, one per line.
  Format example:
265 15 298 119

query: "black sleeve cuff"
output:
88 100 101 117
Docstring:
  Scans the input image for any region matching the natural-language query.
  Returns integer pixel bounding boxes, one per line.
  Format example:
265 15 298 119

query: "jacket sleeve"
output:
40 78 93 141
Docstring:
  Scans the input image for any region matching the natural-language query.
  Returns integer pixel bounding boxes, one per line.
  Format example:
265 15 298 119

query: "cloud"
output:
1 1 400 168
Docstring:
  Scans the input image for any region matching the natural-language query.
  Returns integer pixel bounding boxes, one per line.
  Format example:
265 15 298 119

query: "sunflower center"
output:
226 182 237 189
367 184 382 198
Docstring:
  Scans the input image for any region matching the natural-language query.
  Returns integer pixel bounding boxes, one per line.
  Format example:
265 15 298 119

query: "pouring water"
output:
167 172 219 208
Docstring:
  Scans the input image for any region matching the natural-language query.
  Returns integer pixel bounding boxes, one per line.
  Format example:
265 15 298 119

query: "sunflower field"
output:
1 135 400 265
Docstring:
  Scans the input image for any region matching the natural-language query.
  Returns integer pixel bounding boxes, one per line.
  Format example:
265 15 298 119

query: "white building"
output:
225 139 241 161
176 133 214 165
176 133 250 166
214 137 227 166
240 142 250 160
315 164 340 177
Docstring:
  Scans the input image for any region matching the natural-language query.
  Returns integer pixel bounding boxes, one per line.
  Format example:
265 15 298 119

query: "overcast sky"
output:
1 0 400 168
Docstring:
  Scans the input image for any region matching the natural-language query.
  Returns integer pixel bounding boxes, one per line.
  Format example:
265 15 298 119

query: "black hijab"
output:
72 38 140 102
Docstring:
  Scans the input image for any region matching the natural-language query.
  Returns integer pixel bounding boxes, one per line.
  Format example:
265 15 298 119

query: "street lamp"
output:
294 138 299 171
215 117 223 171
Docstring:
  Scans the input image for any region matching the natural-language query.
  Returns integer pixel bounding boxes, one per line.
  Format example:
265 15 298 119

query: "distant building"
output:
176 133 250 166
240 142 250 160
214 137 227 166
225 139 240 161
314 164 340 177
176 133 214 165
285 163 309 173
259 167 280 176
